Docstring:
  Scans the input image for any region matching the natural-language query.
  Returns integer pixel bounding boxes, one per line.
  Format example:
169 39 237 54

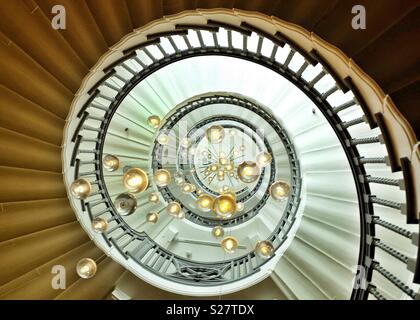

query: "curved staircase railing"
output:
65 16 419 298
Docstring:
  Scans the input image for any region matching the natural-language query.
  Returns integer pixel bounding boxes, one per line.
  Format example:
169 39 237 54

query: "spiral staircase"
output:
0 1 419 300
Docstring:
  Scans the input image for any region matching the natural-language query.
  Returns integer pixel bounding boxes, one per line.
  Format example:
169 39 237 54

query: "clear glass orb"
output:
102 154 120 172
147 115 161 128
175 177 184 185
210 164 219 172
221 236 238 253
123 167 148 193
206 125 225 144
229 129 236 136
181 137 191 148
166 202 182 217
197 189 204 196
76 258 97 279
148 193 160 204
213 194 237 219
91 218 108 233
114 193 137 216
219 185 231 194
154 169 171 187
189 147 197 155
197 194 214 212
240 145 246 151
146 212 159 224
256 151 273 168
174 170 184 178
219 151 226 158
174 170 184 185
233 150 240 157
212 226 224 238
229 171 235 177
225 162 234 171
237 161 260 183
201 150 209 157
70 178 92 199
236 202 244 212
255 240 274 259
157 133 169 145
270 180 291 201
217 170 225 177
176 211 185 219
223 191 236 201
181 183 196 194
220 157 229 166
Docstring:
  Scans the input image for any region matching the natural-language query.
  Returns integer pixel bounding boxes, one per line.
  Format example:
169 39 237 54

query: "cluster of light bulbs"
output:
70 116 293 277
193 125 288 256
203 156 237 182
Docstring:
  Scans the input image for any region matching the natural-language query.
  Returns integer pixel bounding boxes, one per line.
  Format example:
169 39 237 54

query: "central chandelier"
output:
70 120 292 256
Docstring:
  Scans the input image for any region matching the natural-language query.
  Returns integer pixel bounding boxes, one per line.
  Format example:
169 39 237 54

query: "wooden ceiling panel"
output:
354 7 420 95
0 127 62 172
0 241 102 300
125 0 163 28
86 0 133 46
0 41 73 119
0 85 64 146
0 198 75 243
197 0 235 9
270 0 338 30
0 167 67 203
234 0 277 14
162 0 197 15
0 1 88 92
36 0 108 68
0 221 89 287
391 80 420 138
314 0 418 57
